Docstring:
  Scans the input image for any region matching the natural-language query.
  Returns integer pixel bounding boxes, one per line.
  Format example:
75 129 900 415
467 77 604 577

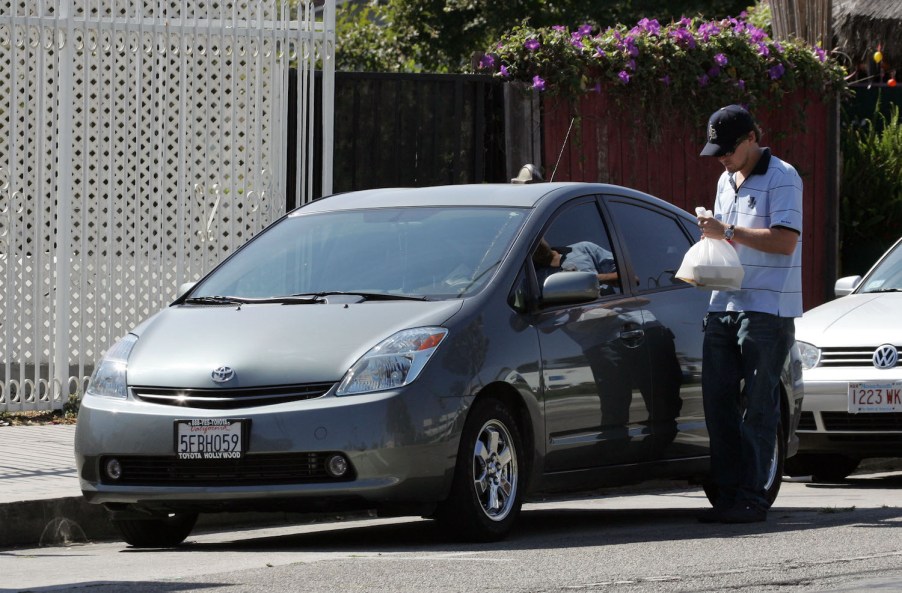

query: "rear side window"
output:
606 200 694 292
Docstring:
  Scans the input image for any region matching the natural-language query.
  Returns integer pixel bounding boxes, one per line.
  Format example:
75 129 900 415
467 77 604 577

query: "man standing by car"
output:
696 104 803 523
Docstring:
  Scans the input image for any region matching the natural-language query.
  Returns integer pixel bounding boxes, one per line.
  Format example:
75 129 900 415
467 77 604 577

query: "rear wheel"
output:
704 414 786 506
435 398 523 542
785 453 860 483
112 512 198 548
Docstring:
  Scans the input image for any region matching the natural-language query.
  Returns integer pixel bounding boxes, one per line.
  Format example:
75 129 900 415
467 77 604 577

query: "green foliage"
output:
840 100 902 254
335 3 417 72
335 0 752 73
482 15 847 130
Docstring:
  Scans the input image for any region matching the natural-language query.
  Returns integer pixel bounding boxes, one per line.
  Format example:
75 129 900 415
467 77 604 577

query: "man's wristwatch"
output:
724 225 735 241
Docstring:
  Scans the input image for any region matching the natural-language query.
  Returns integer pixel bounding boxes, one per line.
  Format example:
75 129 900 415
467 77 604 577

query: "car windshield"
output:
859 240 902 293
191 206 528 300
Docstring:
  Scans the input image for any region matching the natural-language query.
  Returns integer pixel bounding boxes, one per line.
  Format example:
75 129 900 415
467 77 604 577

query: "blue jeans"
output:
702 311 795 510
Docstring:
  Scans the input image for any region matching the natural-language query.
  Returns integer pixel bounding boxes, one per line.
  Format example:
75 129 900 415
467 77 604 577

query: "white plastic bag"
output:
676 208 744 291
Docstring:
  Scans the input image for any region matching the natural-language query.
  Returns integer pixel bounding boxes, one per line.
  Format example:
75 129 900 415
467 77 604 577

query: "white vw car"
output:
789 237 902 481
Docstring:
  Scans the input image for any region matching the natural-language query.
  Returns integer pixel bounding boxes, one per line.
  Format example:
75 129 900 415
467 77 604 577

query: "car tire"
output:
785 453 860 483
112 512 198 548
703 414 786 506
435 398 523 542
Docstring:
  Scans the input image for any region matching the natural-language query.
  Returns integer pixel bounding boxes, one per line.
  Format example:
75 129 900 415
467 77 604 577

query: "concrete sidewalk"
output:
0 425 122 549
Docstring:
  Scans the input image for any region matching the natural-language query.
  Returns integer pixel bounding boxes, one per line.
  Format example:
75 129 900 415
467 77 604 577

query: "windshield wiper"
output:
184 295 320 305
289 291 430 302
183 295 253 305
870 288 902 293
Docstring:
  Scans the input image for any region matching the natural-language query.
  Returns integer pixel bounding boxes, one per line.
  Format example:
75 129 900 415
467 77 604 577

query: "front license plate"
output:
175 418 247 459
848 382 902 413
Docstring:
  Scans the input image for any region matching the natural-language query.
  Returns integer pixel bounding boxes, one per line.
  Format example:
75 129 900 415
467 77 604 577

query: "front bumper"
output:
797 369 902 458
75 386 465 513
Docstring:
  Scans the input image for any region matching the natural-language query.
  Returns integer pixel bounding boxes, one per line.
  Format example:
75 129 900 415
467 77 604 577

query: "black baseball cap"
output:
700 105 756 157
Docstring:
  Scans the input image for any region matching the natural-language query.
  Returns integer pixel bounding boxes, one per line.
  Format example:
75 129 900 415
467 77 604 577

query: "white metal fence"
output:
0 0 334 412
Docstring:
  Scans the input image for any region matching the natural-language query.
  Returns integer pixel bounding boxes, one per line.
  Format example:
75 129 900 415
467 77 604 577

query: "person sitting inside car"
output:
533 238 620 294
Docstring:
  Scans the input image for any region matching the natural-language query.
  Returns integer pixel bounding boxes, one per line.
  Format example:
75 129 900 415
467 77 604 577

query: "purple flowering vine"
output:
698 22 720 42
486 12 845 114
748 27 767 43
636 18 661 36
670 27 696 49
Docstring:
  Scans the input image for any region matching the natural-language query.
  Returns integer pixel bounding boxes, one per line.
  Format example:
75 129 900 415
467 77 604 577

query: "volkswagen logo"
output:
211 366 236 383
872 345 899 369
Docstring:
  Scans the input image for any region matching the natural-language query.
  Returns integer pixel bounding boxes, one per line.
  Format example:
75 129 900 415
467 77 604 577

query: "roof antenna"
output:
549 117 575 182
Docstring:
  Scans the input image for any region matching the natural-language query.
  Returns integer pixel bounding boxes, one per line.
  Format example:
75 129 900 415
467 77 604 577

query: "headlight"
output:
85 334 138 399
797 340 821 370
336 327 448 396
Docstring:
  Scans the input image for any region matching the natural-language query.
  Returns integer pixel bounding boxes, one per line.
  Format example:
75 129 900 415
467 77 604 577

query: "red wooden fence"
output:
542 90 838 310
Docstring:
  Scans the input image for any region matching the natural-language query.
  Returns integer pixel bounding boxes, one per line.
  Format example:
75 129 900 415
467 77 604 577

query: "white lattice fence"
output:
0 0 334 411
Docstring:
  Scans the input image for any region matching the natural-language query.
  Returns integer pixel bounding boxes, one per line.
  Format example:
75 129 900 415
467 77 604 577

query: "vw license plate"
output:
848 382 902 413
175 418 247 459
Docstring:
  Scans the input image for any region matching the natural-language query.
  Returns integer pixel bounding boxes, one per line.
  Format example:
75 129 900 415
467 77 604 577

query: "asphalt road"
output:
5 471 902 593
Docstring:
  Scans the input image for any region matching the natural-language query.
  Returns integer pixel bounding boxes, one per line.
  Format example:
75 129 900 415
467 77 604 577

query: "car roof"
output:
291 182 671 214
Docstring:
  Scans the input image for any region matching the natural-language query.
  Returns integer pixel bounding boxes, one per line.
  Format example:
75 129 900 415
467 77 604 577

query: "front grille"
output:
100 453 353 486
819 346 901 368
822 412 902 431
131 383 335 409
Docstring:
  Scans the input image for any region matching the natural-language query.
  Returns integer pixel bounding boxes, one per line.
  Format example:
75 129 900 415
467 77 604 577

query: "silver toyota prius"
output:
75 182 804 546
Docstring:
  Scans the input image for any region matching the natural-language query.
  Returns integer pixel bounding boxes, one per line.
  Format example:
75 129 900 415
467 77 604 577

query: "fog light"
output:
105 458 123 481
326 454 349 478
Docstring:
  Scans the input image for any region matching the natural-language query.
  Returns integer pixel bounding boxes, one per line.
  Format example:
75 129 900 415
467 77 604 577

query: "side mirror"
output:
541 271 599 306
177 281 197 299
834 275 861 298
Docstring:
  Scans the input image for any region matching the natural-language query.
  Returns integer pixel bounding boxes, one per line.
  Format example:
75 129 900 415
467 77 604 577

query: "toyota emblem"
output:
872 345 899 369
211 366 236 383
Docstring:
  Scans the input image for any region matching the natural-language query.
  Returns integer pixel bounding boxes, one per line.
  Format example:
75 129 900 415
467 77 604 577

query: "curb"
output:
1 496 375 550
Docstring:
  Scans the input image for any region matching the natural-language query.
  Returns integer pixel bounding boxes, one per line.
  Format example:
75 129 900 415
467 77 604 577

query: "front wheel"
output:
112 512 198 548
435 398 524 542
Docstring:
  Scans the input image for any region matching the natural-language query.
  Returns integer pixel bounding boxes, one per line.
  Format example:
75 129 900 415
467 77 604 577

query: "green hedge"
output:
840 99 902 275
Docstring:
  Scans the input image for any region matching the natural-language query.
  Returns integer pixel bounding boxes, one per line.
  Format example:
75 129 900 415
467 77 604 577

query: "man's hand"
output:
697 214 798 255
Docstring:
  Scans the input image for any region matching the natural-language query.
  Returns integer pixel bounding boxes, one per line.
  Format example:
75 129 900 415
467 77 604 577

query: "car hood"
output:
126 300 464 388
796 293 902 347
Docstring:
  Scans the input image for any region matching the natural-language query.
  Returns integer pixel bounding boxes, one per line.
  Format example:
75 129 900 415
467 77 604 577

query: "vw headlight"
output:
797 340 821 370
85 334 138 399
336 327 448 396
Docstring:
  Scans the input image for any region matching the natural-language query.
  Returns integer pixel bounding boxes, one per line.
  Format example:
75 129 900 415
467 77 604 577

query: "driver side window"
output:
532 199 621 297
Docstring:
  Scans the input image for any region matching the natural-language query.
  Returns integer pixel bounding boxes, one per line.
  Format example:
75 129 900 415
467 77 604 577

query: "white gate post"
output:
52 0 76 407
321 1 335 197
